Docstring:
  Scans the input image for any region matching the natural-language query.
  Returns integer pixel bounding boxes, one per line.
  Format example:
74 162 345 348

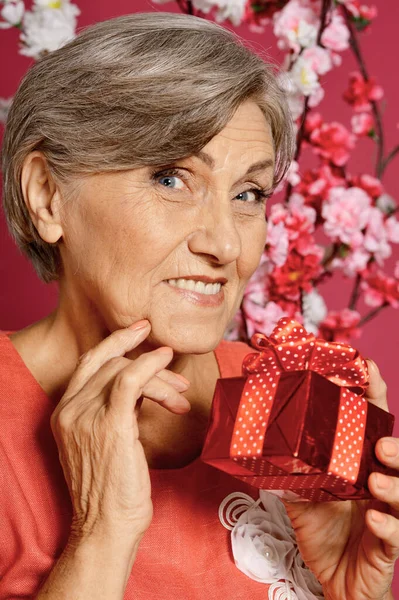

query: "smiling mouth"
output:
166 278 223 296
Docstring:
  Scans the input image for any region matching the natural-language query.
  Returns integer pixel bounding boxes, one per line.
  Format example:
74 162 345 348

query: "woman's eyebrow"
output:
194 150 274 178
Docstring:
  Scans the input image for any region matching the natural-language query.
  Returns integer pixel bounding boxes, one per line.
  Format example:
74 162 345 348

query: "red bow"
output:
230 318 369 484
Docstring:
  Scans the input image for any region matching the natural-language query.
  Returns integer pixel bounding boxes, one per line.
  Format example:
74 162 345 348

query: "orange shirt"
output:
0 331 275 599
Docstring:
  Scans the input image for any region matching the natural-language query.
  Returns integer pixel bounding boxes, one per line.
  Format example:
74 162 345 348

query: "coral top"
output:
0 330 276 599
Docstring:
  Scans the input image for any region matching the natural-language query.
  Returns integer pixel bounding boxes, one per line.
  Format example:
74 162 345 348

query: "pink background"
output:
1 0 398 591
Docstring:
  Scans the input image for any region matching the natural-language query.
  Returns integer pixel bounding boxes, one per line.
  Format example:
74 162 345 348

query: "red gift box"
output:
201 318 396 501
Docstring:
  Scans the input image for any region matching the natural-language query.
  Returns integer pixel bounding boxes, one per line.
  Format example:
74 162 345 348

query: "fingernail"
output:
156 347 173 355
174 373 191 386
370 510 386 524
128 320 150 331
172 379 190 392
381 440 398 457
374 473 391 489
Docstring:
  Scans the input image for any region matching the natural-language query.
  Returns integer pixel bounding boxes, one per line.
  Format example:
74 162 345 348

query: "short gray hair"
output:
1 12 295 283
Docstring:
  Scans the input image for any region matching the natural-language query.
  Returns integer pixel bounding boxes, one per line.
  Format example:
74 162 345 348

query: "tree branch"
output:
358 301 389 327
283 0 333 204
342 7 385 179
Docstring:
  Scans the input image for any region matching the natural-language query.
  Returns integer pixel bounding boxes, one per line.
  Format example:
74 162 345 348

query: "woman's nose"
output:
187 204 241 265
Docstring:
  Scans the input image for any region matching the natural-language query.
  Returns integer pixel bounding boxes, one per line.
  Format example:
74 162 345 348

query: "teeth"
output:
167 278 222 295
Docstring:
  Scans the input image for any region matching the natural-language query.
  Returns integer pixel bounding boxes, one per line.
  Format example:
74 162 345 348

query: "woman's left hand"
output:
283 359 399 600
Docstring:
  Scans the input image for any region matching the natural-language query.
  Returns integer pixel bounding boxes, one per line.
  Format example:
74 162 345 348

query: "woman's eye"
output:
235 189 268 203
157 174 185 190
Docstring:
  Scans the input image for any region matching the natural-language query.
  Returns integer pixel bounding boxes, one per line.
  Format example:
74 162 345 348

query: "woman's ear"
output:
21 151 64 244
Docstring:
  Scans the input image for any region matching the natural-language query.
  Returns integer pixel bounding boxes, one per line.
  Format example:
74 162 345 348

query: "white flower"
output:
302 289 327 335
153 0 247 26
376 193 396 214
226 491 323 599
0 96 13 124
19 0 79 59
289 56 320 96
231 496 297 583
0 0 24 29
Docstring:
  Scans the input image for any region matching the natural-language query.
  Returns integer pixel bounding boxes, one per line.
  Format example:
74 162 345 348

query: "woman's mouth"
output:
164 278 225 307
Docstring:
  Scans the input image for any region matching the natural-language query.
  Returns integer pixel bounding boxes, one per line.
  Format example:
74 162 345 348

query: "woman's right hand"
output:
49 320 191 545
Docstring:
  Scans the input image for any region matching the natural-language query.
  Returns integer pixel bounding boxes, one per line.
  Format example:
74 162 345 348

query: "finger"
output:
108 347 190 421
366 508 399 562
156 369 190 392
141 377 191 414
365 359 389 411
369 471 399 516
374 436 399 470
63 321 151 403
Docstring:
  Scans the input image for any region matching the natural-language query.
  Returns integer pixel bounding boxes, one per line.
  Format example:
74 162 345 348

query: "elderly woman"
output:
0 11 398 600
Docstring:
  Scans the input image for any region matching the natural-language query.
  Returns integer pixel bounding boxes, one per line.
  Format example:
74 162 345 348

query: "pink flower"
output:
270 194 317 256
310 121 355 166
351 113 374 136
321 12 350 52
269 249 323 303
304 112 323 136
386 216 399 243
243 300 289 338
343 71 383 112
266 221 289 268
322 186 372 246
361 271 399 308
363 207 392 264
350 174 383 199
338 1 377 22
319 309 361 342
331 247 371 277
301 46 333 75
273 0 318 52
297 164 346 218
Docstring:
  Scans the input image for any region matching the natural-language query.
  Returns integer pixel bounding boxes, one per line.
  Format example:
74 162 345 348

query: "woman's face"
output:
58 100 275 353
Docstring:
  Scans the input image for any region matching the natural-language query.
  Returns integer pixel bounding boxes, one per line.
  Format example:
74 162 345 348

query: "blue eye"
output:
158 175 184 189
236 189 271 203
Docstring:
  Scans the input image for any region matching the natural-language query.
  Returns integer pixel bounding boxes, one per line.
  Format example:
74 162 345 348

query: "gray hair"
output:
1 12 295 283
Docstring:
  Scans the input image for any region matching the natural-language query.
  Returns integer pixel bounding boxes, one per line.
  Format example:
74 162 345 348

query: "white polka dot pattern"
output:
230 317 369 491
328 389 367 482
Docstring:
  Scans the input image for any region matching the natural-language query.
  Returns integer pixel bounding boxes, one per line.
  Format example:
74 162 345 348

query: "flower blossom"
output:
343 71 383 112
351 113 374 136
310 120 356 166
273 0 318 52
361 271 399 308
154 0 248 26
265 221 289 268
322 186 372 247
376 193 397 215
0 0 24 28
270 194 318 256
231 491 323 598
319 309 361 342
302 288 328 335
350 173 383 199
320 12 350 51
296 164 346 217
19 0 80 59
363 207 392 264
269 249 323 304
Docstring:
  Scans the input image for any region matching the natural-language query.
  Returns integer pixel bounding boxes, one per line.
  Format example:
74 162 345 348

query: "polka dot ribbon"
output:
230 318 369 484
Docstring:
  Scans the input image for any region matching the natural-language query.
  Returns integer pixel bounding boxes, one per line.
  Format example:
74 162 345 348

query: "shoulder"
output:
214 338 254 378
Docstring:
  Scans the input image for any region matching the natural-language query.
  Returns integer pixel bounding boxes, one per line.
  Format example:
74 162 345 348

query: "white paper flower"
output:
232 504 297 583
222 491 324 599
19 0 79 59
